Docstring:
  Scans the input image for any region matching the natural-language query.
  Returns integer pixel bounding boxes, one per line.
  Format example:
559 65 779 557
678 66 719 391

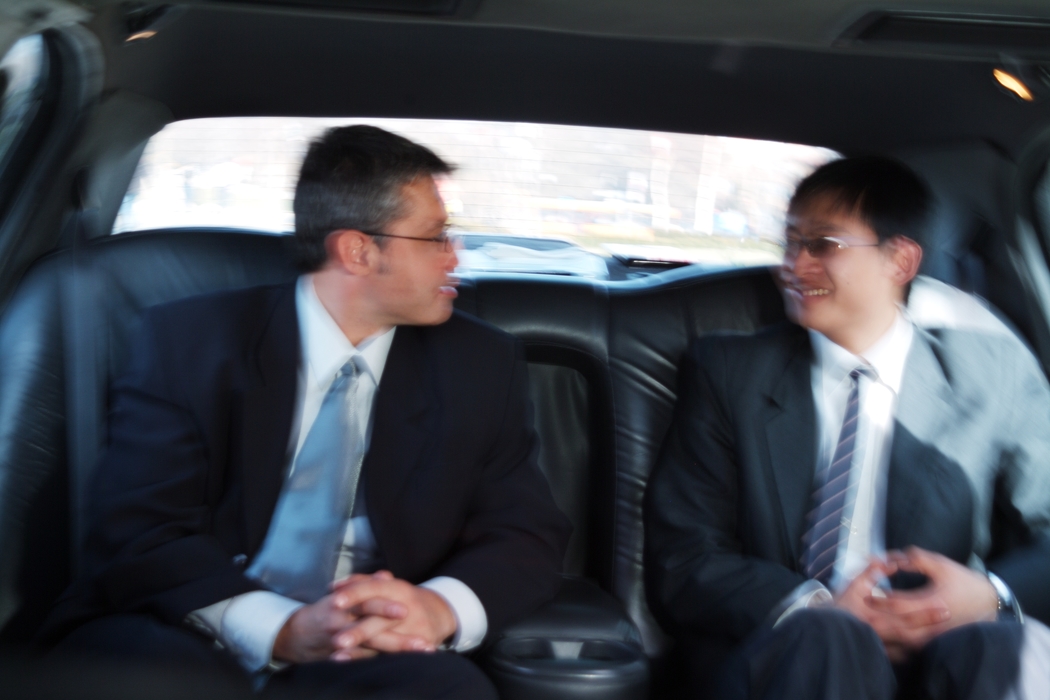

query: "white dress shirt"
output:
810 311 913 592
188 275 487 670
776 311 913 619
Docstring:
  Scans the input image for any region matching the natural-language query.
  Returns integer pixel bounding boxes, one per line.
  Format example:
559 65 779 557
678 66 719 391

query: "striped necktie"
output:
800 366 873 586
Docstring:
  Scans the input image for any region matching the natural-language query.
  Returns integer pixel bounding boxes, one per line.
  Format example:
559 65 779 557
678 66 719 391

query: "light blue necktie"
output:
246 357 367 602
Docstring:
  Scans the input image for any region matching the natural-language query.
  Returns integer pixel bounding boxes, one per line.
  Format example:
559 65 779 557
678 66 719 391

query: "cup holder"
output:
484 637 649 700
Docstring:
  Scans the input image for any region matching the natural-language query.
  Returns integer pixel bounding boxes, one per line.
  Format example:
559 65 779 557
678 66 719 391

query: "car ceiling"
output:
69 2 1050 157
70 0 1050 48
12 0 1050 157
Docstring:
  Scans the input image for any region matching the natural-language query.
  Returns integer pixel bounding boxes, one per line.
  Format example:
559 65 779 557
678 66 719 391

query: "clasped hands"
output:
273 570 457 664
833 547 999 662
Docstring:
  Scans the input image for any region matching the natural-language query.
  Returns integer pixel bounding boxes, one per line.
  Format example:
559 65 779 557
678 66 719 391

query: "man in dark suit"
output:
646 156 1050 699
45 125 571 699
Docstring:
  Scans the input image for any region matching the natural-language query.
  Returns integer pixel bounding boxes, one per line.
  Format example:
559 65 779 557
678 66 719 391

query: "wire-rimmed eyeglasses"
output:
784 235 880 259
361 226 456 253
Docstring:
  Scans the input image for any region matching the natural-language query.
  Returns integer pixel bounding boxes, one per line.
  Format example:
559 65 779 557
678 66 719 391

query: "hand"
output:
272 583 408 664
328 570 458 661
833 557 952 663
864 547 997 657
833 558 897 620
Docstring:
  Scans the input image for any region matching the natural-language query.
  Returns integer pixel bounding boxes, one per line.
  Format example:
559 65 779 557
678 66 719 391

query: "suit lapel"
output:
239 285 300 555
885 330 956 549
363 325 438 575
763 330 818 566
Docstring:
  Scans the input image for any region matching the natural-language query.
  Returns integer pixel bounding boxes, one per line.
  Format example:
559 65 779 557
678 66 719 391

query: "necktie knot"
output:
340 356 362 379
850 365 877 383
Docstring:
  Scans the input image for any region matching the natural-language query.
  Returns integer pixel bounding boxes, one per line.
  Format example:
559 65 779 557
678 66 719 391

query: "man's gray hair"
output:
292 125 453 271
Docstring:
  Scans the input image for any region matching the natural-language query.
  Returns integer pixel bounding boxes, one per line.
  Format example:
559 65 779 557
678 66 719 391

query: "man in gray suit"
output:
646 156 1050 699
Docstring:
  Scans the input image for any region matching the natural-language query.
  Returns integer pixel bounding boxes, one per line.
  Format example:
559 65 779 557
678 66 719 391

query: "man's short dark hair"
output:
292 125 453 272
790 155 932 247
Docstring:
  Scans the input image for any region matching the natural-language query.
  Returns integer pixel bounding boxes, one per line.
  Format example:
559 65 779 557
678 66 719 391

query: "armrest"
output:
496 576 643 645
480 576 649 700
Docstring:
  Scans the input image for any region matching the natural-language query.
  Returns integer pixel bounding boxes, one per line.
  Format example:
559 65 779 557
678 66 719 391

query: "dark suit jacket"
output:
646 321 1050 656
44 282 570 644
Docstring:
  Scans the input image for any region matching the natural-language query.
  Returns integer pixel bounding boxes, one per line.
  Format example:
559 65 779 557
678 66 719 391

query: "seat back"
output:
605 271 785 651
456 266 786 652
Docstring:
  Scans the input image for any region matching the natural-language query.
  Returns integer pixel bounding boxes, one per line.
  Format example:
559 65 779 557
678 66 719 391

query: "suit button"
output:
232 554 248 566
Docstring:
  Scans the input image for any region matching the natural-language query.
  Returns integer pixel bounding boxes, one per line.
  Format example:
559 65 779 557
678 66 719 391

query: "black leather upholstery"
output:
0 261 70 644
0 229 787 697
604 272 786 652
482 577 649 699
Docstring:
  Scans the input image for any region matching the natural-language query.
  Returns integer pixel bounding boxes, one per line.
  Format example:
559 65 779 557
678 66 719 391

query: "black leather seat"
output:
0 228 787 697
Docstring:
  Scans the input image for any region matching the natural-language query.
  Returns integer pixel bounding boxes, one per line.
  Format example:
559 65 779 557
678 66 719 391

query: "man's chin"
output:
433 306 455 325
782 288 834 327
783 302 823 334
410 303 455 327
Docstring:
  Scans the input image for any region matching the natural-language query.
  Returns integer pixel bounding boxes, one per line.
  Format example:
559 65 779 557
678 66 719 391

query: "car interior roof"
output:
71 1 1050 158
76 0 1050 49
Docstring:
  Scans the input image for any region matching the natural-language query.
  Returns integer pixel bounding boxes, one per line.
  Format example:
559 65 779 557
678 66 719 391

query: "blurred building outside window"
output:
113 118 838 278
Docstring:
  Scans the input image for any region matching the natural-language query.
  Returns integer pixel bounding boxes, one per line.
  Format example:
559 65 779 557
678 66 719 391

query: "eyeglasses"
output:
783 235 880 259
362 227 456 253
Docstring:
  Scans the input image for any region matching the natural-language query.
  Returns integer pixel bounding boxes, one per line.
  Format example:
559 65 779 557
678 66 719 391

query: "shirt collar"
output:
296 275 396 387
809 310 914 394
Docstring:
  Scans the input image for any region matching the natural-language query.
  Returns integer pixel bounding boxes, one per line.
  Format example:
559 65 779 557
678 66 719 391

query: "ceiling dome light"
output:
125 31 158 43
994 68 1034 101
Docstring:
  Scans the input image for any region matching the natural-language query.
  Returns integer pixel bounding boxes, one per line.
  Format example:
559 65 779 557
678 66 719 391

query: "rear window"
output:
113 118 837 279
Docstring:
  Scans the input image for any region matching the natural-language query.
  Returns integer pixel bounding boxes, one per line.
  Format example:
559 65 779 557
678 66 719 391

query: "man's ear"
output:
887 236 923 287
326 229 376 275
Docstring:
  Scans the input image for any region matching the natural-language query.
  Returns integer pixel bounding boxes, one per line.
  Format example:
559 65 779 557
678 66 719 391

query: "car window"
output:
0 34 47 186
113 118 837 279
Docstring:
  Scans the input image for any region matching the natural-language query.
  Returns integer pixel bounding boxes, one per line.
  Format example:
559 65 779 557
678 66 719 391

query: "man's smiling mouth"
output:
802 289 829 296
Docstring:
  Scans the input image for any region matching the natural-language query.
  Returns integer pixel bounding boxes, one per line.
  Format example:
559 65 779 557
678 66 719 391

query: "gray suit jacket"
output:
646 314 1050 650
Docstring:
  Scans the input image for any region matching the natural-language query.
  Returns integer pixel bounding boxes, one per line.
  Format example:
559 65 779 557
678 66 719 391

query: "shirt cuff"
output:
190 591 304 672
420 576 488 651
186 598 231 638
770 579 833 627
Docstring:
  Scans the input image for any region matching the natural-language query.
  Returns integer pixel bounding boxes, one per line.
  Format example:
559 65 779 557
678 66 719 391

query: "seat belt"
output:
61 169 102 577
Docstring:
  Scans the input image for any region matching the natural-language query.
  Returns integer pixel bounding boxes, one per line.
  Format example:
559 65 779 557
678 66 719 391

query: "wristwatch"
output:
987 571 1024 624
